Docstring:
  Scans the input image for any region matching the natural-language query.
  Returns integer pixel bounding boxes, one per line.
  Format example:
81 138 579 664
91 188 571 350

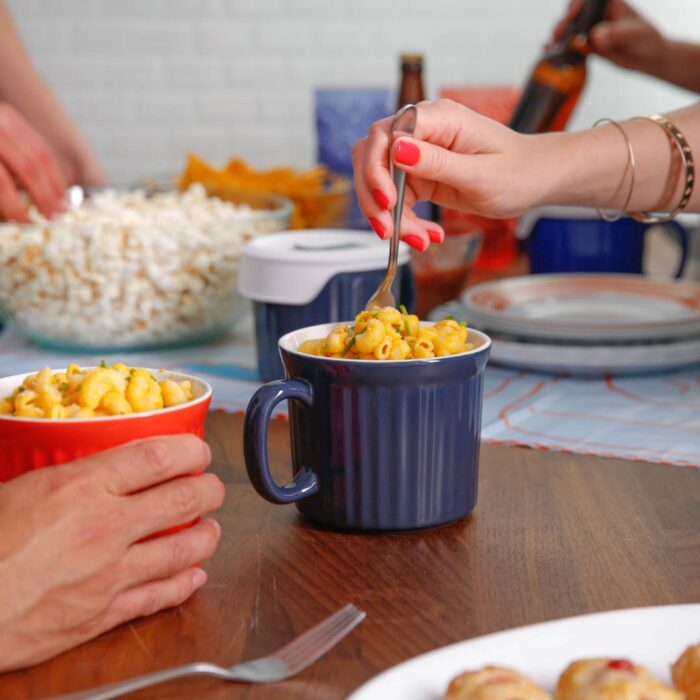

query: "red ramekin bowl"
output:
0 367 212 482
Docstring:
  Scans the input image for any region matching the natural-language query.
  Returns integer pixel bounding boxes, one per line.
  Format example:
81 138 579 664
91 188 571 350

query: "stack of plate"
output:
432 274 700 375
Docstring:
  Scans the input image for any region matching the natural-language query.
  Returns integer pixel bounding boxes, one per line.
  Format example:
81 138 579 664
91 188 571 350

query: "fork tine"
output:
277 607 358 668
276 604 361 662
275 604 366 674
275 604 359 657
277 607 364 674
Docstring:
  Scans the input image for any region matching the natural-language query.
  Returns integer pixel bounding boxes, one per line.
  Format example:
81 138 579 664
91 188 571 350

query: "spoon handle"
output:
387 159 406 285
364 104 418 310
387 105 418 287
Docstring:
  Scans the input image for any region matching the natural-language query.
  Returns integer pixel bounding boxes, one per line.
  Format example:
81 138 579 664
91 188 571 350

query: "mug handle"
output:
243 379 319 505
660 220 689 279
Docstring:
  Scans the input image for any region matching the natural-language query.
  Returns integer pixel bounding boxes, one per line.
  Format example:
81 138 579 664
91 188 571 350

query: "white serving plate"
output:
461 274 700 342
349 604 699 700
489 335 700 375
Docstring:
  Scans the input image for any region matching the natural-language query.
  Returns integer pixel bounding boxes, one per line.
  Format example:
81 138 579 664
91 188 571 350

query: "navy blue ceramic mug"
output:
244 322 491 531
520 207 689 276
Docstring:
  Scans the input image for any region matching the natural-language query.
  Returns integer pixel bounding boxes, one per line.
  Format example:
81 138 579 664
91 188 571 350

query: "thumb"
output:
391 137 479 193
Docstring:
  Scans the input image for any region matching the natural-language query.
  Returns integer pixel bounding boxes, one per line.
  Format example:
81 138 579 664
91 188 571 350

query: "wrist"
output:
533 119 677 214
651 36 677 84
534 127 633 210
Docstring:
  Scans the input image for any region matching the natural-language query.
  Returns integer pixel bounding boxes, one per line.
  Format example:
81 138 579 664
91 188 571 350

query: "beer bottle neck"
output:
571 0 609 38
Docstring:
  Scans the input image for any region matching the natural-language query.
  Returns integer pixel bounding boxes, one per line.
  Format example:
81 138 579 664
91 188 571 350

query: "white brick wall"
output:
6 0 700 184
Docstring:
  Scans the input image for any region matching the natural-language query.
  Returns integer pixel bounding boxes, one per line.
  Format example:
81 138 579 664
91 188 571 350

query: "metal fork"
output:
50 604 366 700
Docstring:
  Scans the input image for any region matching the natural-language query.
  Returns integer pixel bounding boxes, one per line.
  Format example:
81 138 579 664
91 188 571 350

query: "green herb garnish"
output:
58 382 69 391
403 319 411 337
459 321 467 327
341 335 356 357
100 359 107 368
442 314 454 321
17 385 26 393
399 304 408 315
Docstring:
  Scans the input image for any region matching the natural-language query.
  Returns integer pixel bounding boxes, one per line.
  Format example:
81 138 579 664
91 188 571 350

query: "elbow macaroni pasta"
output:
0 363 194 419
299 307 474 360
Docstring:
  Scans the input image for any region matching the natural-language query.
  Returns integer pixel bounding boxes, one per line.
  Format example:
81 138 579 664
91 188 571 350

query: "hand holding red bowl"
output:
0 368 224 672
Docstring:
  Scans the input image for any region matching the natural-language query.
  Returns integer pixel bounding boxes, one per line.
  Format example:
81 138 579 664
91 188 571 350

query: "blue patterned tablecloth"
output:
1 320 698 468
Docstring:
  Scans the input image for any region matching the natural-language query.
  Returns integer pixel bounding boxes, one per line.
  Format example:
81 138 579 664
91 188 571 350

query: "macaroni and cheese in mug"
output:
0 363 194 419
299 306 474 360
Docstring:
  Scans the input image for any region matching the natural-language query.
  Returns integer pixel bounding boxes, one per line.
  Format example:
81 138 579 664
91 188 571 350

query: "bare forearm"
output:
0 1 103 185
0 4 71 147
539 103 700 214
654 39 700 94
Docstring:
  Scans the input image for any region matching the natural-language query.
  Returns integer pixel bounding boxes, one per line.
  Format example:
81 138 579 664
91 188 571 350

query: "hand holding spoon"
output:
365 104 418 310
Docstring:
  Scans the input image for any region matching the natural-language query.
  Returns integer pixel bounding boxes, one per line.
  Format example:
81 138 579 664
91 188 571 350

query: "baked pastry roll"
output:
672 643 700 700
445 665 551 700
556 658 683 700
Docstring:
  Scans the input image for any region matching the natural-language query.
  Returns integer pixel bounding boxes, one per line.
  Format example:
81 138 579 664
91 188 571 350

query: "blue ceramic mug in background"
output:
243 323 491 531
520 207 689 277
239 231 414 382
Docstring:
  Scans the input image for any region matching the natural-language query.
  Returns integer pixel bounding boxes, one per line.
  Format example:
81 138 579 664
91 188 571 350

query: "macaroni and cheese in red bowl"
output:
0 365 212 482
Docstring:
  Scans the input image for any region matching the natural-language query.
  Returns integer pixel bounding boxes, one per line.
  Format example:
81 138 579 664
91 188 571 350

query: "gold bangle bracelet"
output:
592 118 636 223
627 114 695 224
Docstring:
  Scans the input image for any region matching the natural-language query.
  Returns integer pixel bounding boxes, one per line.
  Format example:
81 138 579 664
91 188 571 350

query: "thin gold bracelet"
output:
627 114 695 224
592 118 636 223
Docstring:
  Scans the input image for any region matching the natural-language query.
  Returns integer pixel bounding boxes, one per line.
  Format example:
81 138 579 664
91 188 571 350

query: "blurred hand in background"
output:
0 0 104 221
555 0 700 93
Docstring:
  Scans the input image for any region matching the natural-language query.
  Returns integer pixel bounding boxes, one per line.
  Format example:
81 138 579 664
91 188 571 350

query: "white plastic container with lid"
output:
239 229 413 380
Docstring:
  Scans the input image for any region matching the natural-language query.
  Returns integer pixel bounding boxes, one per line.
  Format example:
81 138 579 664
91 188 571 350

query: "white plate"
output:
430 300 700 375
489 335 700 375
349 605 700 700
461 274 700 342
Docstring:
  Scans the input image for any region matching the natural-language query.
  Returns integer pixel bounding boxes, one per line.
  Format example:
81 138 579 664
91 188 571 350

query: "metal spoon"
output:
365 103 418 310
65 184 86 209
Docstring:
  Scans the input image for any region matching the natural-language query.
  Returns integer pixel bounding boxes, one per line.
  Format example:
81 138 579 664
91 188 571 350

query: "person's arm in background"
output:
0 0 104 220
0 435 224 672
556 0 700 94
353 100 700 248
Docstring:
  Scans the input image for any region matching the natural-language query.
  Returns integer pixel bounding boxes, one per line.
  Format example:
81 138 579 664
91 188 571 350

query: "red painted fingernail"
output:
428 229 443 243
372 188 389 210
403 234 427 252
394 140 420 166
368 216 386 238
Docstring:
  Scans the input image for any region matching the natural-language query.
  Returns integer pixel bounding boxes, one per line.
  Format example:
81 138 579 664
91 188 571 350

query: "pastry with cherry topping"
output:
556 658 683 700
445 665 551 700
672 643 700 700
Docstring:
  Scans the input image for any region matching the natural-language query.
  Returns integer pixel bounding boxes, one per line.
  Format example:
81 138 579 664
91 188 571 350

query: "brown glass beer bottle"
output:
509 0 609 134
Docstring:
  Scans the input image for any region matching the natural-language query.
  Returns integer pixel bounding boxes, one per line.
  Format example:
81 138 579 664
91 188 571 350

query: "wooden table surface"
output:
4 412 699 700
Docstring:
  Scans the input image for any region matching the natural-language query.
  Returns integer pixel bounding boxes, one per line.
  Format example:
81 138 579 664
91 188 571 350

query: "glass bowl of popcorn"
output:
0 184 293 351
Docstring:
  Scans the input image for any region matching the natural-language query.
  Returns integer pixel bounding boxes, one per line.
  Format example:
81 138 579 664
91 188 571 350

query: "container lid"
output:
239 229 410 304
